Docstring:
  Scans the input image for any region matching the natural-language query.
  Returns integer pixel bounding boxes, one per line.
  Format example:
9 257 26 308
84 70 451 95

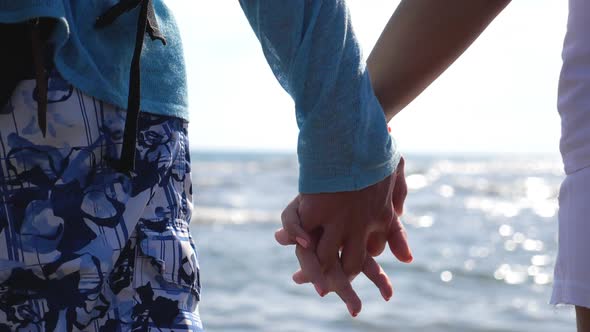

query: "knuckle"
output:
317 252 331 264
368 240 386 257
380 206 395 223
296 206 318 228
335 283 351 295
281 210 300 232
280 208 291 224
390 221 404 234
332 274 350 291
281 208 293 225
317 253 336 270
343 262 362 277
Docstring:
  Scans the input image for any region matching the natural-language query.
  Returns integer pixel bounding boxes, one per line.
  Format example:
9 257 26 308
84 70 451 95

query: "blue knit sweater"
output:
0 0 400 193
0 0 188 120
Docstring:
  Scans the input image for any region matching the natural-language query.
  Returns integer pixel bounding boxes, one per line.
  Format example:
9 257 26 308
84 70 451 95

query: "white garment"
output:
551 167 590 309
552 0 590 308
558 0 590 174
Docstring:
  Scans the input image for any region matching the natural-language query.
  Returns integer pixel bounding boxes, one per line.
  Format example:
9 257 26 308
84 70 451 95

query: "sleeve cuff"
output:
298 138 401 194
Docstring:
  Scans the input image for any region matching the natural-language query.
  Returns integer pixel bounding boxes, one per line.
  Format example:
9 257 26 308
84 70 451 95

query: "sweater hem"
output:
54 59 190 122
551 280 590 309
298 150 400 194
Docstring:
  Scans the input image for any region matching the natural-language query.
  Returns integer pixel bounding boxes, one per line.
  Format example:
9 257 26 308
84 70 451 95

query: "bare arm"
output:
367 0 511 121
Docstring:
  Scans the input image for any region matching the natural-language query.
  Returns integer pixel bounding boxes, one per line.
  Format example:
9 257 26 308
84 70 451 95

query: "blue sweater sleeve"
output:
239 0 401 193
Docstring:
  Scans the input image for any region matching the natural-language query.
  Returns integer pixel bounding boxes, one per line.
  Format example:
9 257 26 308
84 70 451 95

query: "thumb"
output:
387 215 413 263
278 196 311 248
392 157 407 216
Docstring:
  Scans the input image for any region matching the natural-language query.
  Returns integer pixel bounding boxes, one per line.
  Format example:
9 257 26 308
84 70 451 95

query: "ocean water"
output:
190 152 575 332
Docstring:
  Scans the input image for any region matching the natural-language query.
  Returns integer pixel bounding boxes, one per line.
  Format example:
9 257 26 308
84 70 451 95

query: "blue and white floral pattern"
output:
0 71 202 331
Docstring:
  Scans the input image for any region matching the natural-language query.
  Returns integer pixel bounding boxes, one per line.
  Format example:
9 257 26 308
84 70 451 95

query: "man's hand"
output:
275 157 412 316
297 163 411 277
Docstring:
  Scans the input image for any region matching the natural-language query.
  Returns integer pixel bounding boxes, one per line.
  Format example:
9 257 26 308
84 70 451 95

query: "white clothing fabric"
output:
551 167 590 309
558 0 590 174
552 0 590 309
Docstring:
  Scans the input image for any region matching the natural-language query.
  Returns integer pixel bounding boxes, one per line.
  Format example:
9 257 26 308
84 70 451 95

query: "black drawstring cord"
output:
30 19 48 137
95 0 166 173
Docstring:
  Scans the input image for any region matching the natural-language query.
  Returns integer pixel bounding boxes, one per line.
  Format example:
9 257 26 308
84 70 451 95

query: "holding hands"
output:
246 0 512 319
275 157 412 316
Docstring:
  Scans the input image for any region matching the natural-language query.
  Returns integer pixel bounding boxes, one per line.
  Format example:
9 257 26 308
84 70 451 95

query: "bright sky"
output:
166 0 568 155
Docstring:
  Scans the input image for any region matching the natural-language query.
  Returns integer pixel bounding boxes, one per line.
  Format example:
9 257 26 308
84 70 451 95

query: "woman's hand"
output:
275 157 411 316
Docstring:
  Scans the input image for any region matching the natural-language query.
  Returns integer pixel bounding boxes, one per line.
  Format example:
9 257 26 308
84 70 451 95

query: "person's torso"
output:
558 0 590 173
0 0 189 120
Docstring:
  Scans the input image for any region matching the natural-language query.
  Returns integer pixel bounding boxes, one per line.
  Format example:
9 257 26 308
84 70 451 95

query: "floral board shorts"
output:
0 70 203 331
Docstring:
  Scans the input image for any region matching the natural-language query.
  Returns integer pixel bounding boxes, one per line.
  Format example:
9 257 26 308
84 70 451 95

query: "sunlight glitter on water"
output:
464 197 521 218
534 273 552 285
523 239 544 251
504 240 517 251
494 264 529 285
464 259 476 271
406 173 428 190
440 270 453 282
531 255 551 266
532 201 558 218
469 246 491 258
438 184 455 198
499 224 514 237
192 152 574 331
525 177 553 201
403 214 435 228
513 232 526 243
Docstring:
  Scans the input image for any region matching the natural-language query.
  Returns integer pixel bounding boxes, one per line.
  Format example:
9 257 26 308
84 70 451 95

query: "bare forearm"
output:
367 0 511 121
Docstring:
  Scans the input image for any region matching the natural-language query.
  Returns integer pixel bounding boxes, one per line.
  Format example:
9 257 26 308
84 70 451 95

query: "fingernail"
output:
346 303 357 317
385 288 393 301
295 236 308 248
314 284 325 297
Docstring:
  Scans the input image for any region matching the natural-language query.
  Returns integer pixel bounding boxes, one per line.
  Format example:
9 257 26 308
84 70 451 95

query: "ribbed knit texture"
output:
0 0 189 120
239 0 400 193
